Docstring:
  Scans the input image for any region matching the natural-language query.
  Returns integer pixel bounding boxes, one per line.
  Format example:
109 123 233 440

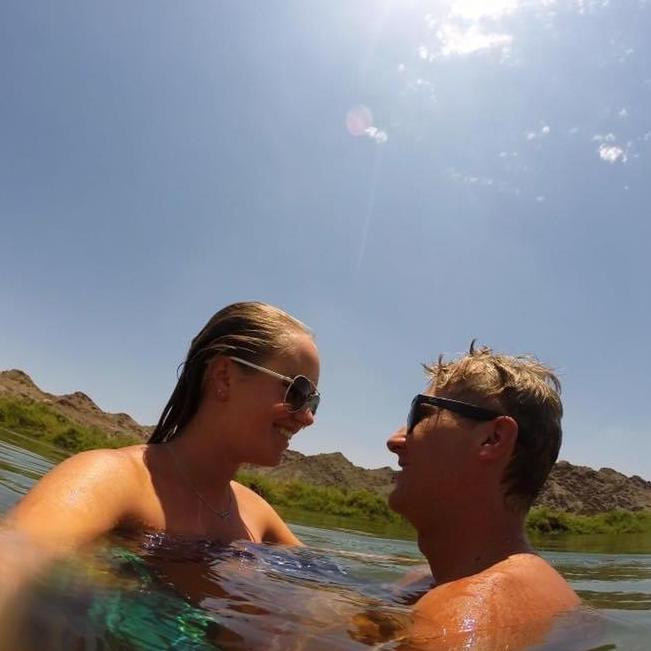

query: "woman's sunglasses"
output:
229 356 320 415
407 394 502 433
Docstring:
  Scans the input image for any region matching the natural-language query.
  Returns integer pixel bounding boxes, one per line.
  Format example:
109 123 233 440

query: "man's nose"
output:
387 426 407 454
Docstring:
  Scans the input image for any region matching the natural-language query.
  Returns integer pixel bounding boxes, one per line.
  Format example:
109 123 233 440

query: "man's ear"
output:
478 416 518 461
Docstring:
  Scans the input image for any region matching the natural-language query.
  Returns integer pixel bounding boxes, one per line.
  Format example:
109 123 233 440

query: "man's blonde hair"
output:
424 341 562 512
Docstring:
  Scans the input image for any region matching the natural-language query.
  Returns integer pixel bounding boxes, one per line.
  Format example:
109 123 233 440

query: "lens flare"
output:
345 106 374 137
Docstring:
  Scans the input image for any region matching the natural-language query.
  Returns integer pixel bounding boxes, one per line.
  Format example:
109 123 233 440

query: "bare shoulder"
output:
231 481 301 545
409 554 579 650
8 445 149 546
20 445 145 494
415 554 578 621
230 481 279 520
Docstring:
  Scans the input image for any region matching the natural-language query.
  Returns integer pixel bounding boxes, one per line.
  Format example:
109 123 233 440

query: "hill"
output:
536 461 651 515
2 369 650 516
0 369 151 441
245 450 395 496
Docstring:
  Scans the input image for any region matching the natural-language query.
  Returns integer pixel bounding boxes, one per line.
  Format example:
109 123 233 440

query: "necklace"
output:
165 444 233 520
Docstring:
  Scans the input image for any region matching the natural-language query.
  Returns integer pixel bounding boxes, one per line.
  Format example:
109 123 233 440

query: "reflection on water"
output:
533 533 651 556
2 429 651 650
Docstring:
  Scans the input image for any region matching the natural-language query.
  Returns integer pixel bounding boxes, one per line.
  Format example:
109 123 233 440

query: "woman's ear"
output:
478 416 519 462
207 356 231 401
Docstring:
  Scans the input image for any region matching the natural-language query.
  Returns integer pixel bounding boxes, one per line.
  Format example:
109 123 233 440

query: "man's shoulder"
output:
413 554 579 635
417 554 578 610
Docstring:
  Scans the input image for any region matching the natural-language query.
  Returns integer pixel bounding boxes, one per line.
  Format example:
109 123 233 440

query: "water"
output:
2 429 651 650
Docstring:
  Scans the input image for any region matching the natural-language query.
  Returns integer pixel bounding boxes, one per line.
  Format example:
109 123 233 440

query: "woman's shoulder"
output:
230 480 273 510
58 444 148 475
8 445 152 546
231 481 301 545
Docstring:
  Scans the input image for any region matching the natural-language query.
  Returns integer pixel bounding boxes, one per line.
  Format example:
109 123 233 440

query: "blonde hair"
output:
425 341 562 511
149 302 312 443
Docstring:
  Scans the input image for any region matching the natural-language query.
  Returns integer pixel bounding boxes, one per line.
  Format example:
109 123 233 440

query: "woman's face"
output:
227 332 320 466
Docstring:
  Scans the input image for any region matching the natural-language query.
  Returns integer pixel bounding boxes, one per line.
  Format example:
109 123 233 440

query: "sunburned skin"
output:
401 554 580 650
384 347 581 651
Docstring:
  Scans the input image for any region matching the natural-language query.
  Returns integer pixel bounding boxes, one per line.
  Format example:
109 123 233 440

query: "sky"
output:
1 0 650 478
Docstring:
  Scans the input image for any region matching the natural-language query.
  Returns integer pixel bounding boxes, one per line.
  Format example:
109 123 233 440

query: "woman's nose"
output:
294 406 315 427
387 426 407 454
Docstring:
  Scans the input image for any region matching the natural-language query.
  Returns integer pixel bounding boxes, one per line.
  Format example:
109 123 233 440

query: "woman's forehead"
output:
274 333 320 381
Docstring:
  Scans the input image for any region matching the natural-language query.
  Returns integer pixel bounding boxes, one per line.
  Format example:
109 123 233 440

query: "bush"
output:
236 471 404 525
0 397 141 455
527 507 651 535
52 427 84 451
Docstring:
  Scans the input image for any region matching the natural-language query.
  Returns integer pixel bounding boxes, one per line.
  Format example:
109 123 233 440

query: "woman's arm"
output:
1 450 140 649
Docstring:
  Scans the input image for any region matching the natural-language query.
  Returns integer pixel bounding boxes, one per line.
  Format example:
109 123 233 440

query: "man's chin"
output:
387 484 405 515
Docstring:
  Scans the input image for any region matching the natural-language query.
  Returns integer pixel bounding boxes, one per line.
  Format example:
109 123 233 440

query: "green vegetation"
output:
237 471 406 525
0 396 141 455
238 472 651 537
526 507 651 535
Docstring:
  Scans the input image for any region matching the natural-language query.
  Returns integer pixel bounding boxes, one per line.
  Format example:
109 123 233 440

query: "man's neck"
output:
417 506 533 585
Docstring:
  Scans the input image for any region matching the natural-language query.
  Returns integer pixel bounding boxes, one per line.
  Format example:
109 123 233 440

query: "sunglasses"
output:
229 356 320 415
407 394 502 433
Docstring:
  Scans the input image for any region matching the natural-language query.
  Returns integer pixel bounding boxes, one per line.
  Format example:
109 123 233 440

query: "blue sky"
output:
1 0 649 477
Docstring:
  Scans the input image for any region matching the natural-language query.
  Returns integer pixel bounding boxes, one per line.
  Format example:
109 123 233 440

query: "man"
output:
386 342 579 650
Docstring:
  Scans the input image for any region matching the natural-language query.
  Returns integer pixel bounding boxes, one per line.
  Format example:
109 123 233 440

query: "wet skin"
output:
385 399 580 650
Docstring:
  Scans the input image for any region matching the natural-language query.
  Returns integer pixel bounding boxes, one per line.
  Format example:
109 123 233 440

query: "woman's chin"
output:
246 448 285 468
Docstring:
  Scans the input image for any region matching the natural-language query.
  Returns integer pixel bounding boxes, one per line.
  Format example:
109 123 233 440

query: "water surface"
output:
2 428 650 650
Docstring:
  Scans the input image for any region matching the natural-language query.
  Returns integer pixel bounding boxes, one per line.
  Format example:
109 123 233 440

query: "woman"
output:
7 301 320 549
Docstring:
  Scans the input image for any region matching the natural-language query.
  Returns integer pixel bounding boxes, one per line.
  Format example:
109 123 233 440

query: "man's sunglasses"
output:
229 356 320 415
407 394 502 433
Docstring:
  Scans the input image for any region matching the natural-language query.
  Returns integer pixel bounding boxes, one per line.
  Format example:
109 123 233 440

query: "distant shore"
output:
2 393 651 539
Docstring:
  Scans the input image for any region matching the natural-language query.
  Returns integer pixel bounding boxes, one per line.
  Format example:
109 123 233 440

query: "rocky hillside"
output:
245 450 396 496
535 461 651 515
0 369 151 440
2 369 650 515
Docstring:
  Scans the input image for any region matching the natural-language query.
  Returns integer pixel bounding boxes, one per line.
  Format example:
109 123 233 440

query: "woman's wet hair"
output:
424 341 563 513
149 302 312 444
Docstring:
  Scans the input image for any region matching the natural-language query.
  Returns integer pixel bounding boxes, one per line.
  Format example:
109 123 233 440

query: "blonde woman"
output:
8 301 320 549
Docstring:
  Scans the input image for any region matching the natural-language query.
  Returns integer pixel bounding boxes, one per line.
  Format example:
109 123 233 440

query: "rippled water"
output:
2 428 651 650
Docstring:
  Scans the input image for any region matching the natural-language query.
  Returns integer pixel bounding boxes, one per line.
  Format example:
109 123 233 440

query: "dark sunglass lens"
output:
286 376 317 413
407 398 426 432
308 394 320 415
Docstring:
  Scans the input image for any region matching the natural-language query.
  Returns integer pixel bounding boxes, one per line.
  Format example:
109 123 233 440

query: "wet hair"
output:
149 302 312 444
424 341 563 512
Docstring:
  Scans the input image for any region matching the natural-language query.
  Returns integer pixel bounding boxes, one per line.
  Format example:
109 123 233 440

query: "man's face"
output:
386 392 485 525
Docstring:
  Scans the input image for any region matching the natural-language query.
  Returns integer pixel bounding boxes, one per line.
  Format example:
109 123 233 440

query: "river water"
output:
1 428 650 650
